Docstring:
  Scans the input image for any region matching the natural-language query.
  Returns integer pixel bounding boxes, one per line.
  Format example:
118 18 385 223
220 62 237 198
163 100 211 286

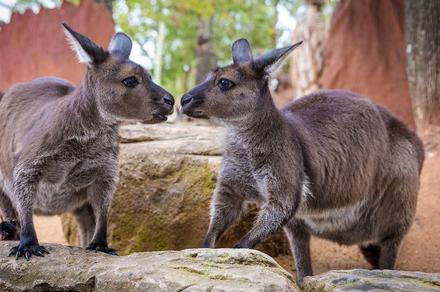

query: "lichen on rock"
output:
303 269 440 292
0 242 299 292
61 123 291 256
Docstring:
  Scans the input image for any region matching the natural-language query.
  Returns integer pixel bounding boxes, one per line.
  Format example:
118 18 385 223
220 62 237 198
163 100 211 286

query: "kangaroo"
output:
181 39 424 284
0 23 174 260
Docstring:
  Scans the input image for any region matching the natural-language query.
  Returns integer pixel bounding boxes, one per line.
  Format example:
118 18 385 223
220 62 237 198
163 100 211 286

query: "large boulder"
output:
62 123 290 257
0 242 298 291
2 242 439 292
303 269 440 291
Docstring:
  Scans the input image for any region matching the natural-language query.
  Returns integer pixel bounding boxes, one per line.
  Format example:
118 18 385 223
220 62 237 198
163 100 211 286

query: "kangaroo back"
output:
376 104 425 172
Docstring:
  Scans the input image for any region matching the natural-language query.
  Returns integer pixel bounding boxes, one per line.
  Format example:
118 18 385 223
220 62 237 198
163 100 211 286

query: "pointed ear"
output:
108 32 132 59
62 23 107 64
254 41 303 74
232 39 253 64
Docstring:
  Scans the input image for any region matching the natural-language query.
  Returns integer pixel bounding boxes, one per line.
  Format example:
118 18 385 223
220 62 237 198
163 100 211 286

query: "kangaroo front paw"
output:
0 220 19 241
8 243 49 261
233 243 248 249
233 237 254 249
87 242 117 255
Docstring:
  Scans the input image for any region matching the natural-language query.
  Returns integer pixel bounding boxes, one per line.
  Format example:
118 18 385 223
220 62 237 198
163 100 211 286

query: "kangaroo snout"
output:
180 93 207 119
163 94 174 107
180 93 192 106
180 81 209 118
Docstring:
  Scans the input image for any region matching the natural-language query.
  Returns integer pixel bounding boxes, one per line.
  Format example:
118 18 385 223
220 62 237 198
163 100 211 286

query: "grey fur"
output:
181 39 424 285
0 24 174 260
232 39 253 64
254 41 303 74
108 32 133 59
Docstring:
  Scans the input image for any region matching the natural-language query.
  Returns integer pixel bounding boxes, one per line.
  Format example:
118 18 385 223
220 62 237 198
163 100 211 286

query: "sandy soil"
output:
34 215 66 245
33 127 440 276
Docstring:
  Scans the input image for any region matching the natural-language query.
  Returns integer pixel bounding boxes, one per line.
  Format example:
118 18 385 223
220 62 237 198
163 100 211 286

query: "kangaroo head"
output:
63 23 174 123
181 39 302 121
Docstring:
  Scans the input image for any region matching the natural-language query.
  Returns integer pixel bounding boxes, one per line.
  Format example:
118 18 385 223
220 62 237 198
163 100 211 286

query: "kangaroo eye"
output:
122 76 139 88
218 78 234 91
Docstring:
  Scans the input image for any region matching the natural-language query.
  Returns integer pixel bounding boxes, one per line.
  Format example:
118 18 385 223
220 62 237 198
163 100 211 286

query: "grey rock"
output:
62 123 291 257
303 269 440 292
0 242 298 292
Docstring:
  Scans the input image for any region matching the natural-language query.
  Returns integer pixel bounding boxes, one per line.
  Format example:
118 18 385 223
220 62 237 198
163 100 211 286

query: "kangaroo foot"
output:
8 241 49 261
0 219 19 241
87 242 117 255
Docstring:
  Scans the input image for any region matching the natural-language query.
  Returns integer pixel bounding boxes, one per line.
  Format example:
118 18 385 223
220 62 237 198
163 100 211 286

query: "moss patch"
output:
61 151 290 257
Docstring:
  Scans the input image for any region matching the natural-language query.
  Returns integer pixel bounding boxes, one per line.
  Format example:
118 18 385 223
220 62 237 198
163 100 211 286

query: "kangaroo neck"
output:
226 89 287 149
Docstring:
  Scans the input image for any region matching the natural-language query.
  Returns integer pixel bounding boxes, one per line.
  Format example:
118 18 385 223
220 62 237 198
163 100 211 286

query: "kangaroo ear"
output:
62 23 107 64
232 39 253 64
108 32 132 59
254 41 303 74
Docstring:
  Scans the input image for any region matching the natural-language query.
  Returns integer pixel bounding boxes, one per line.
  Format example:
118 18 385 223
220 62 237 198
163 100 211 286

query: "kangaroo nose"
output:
181 94 192 106
163 94 174 106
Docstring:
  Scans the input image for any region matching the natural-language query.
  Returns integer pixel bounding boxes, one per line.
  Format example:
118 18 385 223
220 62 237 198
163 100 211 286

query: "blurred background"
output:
0 0 439 277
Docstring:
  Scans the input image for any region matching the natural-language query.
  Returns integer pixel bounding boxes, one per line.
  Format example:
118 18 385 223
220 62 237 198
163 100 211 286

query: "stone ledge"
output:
0 242 298 292
303 269 440 292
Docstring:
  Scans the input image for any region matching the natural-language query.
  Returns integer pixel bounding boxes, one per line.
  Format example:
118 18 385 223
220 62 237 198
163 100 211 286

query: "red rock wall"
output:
0 0 114 91
320 0 415 128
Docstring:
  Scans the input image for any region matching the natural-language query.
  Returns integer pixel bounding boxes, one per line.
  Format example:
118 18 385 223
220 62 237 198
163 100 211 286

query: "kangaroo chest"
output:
32 138 118 214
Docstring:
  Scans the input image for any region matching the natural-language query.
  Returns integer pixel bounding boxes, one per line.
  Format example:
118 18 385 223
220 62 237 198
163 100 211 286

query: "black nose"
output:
163 94 174 106
181 94 192 106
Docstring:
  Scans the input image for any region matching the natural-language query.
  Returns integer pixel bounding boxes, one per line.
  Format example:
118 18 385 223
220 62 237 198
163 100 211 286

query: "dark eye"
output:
217 78 234 91
122 76 139 88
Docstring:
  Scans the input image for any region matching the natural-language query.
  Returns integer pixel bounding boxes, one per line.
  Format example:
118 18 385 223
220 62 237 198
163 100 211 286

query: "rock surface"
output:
2 242 439 292
0 242 297 292
62 123 291 257
303 269 440 292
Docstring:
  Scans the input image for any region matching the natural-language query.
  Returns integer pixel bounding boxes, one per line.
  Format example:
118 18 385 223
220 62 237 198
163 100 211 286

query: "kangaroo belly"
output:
296 199 374 245
33 164 99 214
34 181 89 215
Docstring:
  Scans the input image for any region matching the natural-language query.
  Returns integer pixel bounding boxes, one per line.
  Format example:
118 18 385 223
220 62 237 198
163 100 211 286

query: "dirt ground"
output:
34 125 440 276
34 215 66 245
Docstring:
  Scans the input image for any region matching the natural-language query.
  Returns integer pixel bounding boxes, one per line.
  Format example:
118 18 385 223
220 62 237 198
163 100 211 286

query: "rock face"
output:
62 123 291 257
0 0 114 91
2 242 439 292
0 242 298 292
303 269 440 292
320 0 415 129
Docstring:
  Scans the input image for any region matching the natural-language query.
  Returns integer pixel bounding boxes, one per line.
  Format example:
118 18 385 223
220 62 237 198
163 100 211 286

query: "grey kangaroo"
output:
0 23 174 260
181 39 424 284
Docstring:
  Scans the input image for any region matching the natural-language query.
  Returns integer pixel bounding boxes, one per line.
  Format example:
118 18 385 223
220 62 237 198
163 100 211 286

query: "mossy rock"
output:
0 242 298 291
61 124 290 257
303 269 440 291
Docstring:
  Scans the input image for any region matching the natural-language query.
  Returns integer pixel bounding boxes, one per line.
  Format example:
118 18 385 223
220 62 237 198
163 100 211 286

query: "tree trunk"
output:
195 17 217 84
406 0 440 125
95 0 114 14
271 0 280 47
289 0 326 98
153 21 166 84
320 0 415 128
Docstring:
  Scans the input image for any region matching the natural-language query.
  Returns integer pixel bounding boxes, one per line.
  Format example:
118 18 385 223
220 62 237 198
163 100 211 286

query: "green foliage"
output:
114 0 294 95
4 0 312 96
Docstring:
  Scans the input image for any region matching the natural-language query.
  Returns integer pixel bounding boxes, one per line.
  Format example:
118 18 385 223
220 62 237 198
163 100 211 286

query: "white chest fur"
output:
296 199 365 234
